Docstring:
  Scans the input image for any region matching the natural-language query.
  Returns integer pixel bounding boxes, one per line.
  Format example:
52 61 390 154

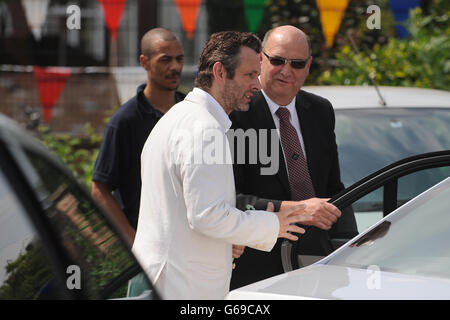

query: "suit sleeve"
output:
229 117 283 212
325 101 346 197
235 193 283 212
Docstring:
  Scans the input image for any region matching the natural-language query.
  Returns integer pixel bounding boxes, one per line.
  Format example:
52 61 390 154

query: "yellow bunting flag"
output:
316 0 349 48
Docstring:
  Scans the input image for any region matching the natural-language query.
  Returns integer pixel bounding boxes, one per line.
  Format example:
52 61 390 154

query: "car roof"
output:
303 86 450 109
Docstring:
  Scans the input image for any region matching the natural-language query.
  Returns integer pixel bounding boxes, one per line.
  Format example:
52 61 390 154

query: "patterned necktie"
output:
276 107 315 200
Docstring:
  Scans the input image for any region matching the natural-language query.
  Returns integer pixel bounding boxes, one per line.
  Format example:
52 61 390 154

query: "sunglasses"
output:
263 51 310 69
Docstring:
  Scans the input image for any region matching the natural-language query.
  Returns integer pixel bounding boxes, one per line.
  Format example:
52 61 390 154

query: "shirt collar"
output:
192 87 232 131
261 89 297 119
136 83 163 117
137 84 185 116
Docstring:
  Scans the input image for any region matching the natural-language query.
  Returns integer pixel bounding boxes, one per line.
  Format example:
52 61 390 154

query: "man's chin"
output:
235 103 250 112
165 79 181 90
164 84 179 91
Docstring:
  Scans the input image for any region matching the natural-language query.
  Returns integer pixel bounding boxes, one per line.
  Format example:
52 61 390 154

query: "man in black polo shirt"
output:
92 28 185 247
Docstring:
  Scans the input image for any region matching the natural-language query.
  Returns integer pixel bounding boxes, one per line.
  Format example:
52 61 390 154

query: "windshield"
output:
325 177 450 280
335 108 450 187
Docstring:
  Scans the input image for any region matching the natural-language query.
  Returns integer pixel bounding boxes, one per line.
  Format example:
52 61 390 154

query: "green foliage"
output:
206 0 447 88
0 246 53 299
36 123 101 187
207 0 398 83
318 7 450 90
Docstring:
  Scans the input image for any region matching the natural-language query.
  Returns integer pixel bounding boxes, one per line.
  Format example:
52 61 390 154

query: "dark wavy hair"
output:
194 31 262 91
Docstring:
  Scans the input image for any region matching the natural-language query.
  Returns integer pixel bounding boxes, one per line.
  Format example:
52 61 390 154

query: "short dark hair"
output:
141 28 179 58
194 31 262 91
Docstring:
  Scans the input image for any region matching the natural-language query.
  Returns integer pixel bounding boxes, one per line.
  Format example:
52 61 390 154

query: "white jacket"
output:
132 88 279 300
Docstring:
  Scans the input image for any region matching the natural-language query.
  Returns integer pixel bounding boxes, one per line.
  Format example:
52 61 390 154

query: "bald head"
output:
262 25 311 56
141 28 180 58
260 25 313 105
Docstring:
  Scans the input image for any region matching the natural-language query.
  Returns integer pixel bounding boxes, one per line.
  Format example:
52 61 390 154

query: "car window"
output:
326 178 450 281
397 167 450 206
335 108 450 187
349 186 384 234
14 147 151 299
341 166 450 235
0 168 64 299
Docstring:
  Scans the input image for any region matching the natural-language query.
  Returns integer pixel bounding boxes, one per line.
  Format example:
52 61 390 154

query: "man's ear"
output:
212 61 226 84
139 54 149 70
305 56 313 74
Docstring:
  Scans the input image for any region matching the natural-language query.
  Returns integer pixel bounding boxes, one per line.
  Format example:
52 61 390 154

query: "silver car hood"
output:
226 264 450 300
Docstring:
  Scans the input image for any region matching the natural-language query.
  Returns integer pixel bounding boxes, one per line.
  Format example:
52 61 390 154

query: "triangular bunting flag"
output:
389 0 421 38
174 0 202 39
316 0 349 48
98 0 128 40
33 66 72 123
244 0 269 33
21 0 50 40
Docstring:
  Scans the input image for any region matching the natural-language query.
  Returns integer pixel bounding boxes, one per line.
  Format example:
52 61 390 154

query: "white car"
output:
227 151 450 299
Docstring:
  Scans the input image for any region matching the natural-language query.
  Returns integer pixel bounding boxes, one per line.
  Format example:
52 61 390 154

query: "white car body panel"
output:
303 86 450 109
227 264 450 300
227 178 450 300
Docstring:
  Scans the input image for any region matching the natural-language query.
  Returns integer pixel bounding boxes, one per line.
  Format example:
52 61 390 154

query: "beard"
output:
222 80 249 113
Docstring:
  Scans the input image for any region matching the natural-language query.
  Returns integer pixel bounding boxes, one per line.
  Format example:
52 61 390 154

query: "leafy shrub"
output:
37 123 101 188
317 7 450 90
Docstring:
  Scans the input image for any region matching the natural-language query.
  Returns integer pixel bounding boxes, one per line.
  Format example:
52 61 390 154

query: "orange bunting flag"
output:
174 0 202 39
316 0 349 48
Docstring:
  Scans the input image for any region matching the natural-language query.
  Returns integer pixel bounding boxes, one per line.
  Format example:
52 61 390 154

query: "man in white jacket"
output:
132 31 307 300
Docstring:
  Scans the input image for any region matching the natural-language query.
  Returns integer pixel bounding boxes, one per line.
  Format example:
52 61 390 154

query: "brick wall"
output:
0 67 121 136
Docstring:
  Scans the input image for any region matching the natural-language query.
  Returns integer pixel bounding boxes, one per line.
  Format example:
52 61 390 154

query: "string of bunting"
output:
18 0 422 44
13 0 422 122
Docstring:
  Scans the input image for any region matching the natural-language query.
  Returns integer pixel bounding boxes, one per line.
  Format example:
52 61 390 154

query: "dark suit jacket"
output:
229 89 357 289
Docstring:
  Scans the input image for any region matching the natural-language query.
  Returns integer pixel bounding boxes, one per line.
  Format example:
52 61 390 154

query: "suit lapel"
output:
295 91 318 192
252 92 291 198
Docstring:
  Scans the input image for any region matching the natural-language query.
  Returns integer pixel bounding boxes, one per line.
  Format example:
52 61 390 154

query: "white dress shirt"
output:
132 88 279 300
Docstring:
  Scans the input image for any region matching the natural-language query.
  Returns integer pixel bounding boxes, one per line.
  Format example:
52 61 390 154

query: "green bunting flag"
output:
244 0 268 32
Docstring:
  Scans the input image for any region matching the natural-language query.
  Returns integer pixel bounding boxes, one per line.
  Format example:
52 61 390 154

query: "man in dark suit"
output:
229 25 357 289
